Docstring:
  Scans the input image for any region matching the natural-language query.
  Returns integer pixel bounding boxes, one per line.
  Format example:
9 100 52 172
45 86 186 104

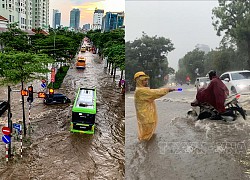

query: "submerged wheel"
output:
198 111 212 120
228 107 246 120
187 110 197 117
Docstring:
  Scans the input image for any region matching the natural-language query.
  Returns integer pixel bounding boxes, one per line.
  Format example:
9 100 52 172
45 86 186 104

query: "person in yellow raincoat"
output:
134 71 175 141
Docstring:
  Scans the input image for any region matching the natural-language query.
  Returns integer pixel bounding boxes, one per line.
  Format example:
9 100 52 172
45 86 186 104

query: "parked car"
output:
220 70 250 95
0 101 8 116
44 94 71 105
195 77 210 89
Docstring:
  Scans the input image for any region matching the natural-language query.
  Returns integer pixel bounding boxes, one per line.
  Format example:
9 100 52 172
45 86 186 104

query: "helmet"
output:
208 70 216 78
134 71 149 80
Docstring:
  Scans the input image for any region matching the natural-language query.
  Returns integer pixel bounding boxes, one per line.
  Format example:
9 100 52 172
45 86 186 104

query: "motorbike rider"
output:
192 70 229 118
120 79 125 94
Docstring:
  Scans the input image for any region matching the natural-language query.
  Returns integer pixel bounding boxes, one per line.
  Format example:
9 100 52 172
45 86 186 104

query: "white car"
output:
194 77 210 89
220 70 250 95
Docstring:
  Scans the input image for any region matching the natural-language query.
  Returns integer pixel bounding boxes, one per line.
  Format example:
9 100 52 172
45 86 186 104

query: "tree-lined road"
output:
0 52 125 179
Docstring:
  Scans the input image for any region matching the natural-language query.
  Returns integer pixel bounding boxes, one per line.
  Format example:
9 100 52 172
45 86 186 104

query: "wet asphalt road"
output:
0 52 125 179
125 85 250 180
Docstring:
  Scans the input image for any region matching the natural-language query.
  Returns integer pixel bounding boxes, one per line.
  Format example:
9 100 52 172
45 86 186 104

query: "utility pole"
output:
21 81 27 136
52 29 56 89
7 86 12 158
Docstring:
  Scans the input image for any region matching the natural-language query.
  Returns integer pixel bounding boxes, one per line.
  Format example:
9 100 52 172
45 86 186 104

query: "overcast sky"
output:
49 0 125 27
125 1 223 70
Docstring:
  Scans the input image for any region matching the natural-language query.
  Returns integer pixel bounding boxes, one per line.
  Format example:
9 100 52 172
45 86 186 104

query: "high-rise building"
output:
195 44 210 54
0 0 33 30
32 0 49 29
92 8 104 30
102 12 124 32
70 8 80 30
83 24 91 31
0 0 17 25
52 9 61 29
0 0 49 30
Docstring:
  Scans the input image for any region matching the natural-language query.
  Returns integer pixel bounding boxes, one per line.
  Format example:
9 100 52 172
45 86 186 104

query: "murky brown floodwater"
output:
126 85 250 180
0 52 124 179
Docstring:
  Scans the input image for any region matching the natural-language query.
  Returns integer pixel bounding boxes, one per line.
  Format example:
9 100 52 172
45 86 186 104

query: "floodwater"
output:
126 85 250 180
0 52 125 179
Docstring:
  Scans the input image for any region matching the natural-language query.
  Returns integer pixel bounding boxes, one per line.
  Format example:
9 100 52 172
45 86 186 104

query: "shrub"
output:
47 66 69 89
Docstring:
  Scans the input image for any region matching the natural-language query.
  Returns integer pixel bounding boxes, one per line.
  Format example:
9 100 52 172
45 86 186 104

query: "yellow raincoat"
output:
134 76 169 141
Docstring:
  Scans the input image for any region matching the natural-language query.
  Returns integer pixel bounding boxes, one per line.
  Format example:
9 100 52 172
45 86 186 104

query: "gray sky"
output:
125 1 223 71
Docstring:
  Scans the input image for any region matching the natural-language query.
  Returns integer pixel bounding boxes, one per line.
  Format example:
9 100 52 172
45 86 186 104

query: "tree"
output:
103 44 125 80
0 52 54 136
87 29 124 53
32 30 84 64
0 22 31 52
212 0 250 68
126 33 175 88
87 29 125 80
0 52 54 85
176 48 205 83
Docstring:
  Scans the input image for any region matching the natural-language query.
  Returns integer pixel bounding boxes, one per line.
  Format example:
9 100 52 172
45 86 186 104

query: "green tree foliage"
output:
87 29 125 71
176 47 248 83
31 29 84 63
103 44 125 70
0 52 54 85
47 66 69 89
87 29 124 51
176 49 205 83
212 0 250 68
0 22 31 52
126 33 175 88
0 24 84 63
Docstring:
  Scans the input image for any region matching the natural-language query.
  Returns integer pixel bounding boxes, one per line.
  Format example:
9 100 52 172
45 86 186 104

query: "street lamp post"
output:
52 29 56 89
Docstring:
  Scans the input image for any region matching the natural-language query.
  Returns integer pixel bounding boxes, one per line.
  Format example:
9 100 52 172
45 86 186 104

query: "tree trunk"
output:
118 70 124 87
104 57 108 68
111 63 114 76
108 62 111 74
120 70 124 81
113 66 116 81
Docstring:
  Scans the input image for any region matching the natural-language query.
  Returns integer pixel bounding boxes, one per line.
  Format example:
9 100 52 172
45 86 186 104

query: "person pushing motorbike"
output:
192 70 229 118
134 71 176 141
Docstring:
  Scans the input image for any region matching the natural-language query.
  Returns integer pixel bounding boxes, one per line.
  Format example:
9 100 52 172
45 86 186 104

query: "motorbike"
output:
187 94 247 121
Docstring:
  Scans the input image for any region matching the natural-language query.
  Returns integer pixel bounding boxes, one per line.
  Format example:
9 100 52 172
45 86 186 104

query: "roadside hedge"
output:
47 66 69 89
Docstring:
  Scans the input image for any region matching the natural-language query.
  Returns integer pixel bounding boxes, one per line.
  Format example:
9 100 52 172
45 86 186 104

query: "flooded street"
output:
126 85 250 180
0 52 124 179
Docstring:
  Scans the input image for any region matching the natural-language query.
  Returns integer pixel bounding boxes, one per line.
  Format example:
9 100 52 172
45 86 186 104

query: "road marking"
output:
3 136 9 143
